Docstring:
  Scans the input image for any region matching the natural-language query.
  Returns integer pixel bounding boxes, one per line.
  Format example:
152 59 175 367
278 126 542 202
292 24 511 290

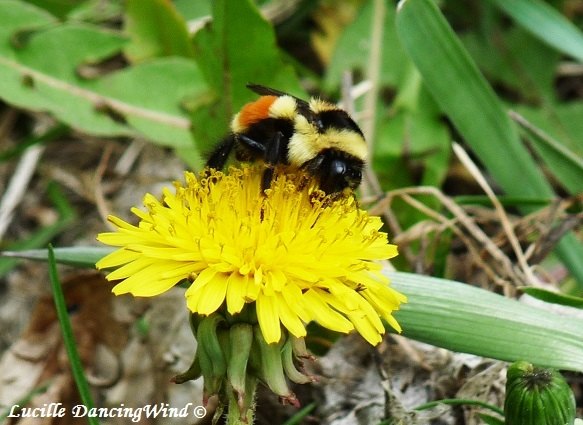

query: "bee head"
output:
305 150 364 194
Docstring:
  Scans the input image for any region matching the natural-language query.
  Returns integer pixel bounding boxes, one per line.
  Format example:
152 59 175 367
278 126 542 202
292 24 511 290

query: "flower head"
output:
96 166 406 345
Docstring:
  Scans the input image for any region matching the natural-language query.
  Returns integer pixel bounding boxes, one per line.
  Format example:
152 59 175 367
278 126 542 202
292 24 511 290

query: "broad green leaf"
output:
390 272 583 372
520 287 583 309
486 0 583 63
191 0 301 153
0 5 126 136
22 0 80 19
66 0 123 23
174 0 211 21
0 1 206 165
396 0 583 288
124 0 194 63
0 0 56 34
93 57 206 161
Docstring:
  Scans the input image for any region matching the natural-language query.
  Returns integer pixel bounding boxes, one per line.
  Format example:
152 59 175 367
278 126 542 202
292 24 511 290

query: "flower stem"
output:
226 377 258 425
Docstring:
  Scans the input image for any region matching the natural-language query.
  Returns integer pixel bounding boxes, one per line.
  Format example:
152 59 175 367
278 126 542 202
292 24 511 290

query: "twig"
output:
341 71 356 117
371 186 519 288
556 61 583 77
452 143 539 286
115 138 146 176
94 145 114 229
399 192 512 286
0 145 45 241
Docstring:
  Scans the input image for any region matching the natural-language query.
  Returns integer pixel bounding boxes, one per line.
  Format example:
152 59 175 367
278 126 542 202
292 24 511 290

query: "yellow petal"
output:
196 274 228 315
96 248 140 269
276 294 307 338
185 267 217 296
303 290 354 333
226 272 248 314
257 293 281 344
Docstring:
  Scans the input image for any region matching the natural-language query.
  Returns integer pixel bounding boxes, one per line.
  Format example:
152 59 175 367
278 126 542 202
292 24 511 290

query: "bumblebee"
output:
206 84 367 194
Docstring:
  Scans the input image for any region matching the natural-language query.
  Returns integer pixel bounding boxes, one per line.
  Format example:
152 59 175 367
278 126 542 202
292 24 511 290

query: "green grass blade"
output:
395 0 583 289
47 244 98 425
396 0 550 198
390 271 583 372
0 124 68 162
478 413 506 425
520 287 583 309
510 111 583 195
453 195 553 208
486 0 583 62
282 402 317 425
414 398 504 416
2 246 113 268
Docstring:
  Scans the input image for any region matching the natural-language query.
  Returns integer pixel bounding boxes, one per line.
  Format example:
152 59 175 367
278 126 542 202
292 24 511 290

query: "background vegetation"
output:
0 0 582 423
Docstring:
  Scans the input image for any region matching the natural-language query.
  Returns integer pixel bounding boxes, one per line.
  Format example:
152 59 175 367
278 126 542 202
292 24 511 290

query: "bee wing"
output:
246 83 291 98
246 83 316 123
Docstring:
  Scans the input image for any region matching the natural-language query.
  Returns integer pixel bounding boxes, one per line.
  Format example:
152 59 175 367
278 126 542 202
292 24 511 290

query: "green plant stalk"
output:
225 379 257 425
47 245 98 425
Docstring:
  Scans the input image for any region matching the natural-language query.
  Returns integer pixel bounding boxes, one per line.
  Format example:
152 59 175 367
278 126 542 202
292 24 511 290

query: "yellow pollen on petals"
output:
96 165 406 345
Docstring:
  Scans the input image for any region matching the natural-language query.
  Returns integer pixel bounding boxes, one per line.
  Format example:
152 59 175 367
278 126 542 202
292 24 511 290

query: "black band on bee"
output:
316 110 364 137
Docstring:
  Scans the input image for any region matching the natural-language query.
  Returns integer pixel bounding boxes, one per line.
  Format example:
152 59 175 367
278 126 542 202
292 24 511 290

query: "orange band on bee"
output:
237 96 278 129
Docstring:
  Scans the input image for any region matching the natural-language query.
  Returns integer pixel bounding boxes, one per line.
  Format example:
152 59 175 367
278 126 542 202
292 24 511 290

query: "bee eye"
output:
316 118 324 130
330 159 346 177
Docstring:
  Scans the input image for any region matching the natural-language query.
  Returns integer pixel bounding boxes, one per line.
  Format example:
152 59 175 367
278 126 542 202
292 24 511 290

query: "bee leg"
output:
261 131 284 192
237 134 268 156
206 135 236 169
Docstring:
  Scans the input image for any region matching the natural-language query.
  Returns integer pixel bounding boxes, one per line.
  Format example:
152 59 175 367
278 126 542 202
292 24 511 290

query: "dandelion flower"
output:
96 166 406 345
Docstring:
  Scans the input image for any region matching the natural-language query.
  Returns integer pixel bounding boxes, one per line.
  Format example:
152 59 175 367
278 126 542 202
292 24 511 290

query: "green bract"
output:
504 361 576 425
